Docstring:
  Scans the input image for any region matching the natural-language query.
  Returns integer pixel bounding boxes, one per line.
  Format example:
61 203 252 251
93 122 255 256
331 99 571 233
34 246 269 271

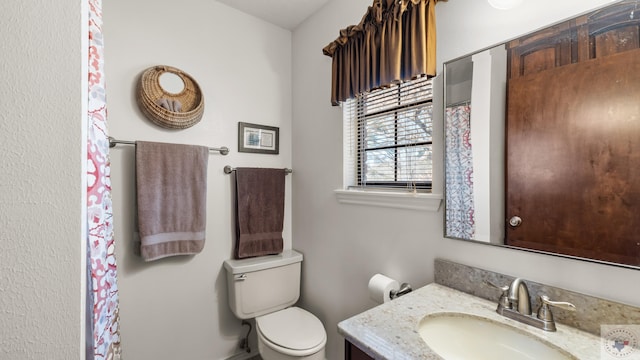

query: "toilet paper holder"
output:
390 282 413 299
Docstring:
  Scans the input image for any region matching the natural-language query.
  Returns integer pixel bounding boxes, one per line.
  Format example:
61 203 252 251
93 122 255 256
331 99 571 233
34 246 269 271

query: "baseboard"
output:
225 351 260 360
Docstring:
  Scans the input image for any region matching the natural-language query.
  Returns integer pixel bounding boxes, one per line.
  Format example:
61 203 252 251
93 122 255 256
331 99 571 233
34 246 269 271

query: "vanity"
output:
339 259 640 359
340 284 596 359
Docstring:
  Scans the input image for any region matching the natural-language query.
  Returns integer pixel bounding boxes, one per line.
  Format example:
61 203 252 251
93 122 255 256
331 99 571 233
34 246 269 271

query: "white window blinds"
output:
343 76 434 191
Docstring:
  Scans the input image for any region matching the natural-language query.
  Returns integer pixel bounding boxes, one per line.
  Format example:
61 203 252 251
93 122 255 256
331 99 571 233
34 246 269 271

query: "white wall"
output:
0 1 86 359
469 46 506 244
292 2 441 359
103 1 292 359
292 1 640 359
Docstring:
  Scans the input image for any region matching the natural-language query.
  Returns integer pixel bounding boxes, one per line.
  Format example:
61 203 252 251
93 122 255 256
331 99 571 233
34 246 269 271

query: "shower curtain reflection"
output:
445 104 475 240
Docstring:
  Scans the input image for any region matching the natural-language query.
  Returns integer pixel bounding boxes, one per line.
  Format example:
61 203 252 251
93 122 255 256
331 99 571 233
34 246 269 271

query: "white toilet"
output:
223 250 327 360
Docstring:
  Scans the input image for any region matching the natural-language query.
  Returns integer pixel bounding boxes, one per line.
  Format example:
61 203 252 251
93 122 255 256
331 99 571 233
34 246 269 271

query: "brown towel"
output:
136 141 209 261
234 168 285 259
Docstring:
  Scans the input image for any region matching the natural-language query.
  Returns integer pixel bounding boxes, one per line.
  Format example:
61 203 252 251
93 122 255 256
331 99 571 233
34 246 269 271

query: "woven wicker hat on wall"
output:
136 65 204 129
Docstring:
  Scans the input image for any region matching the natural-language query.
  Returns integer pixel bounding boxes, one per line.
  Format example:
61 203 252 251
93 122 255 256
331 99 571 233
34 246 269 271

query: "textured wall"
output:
0 1 85 359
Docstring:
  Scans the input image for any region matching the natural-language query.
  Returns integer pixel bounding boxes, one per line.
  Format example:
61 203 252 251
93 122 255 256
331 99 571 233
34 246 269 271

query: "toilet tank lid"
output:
224 250 303 274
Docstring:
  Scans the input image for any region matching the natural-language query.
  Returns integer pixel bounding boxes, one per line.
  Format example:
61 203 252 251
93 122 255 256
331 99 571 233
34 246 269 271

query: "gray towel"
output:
136 141 209 261
234 168 285 259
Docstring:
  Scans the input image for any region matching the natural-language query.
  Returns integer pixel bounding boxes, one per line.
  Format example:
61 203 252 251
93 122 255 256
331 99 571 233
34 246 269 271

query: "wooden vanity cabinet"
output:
345 340 375 360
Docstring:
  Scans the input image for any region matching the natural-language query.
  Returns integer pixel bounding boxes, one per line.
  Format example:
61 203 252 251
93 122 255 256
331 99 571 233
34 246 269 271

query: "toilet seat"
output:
256 307 327 357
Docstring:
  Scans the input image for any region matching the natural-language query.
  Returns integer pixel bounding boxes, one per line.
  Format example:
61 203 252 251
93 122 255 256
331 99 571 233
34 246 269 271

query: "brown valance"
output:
323 0 443 106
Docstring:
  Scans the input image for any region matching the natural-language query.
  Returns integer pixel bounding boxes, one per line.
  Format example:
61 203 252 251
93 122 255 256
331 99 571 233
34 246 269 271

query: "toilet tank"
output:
223 250 303 319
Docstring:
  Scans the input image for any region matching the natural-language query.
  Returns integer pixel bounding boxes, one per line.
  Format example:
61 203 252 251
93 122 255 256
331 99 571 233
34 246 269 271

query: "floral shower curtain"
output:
87 0 121 359
445 104 475 239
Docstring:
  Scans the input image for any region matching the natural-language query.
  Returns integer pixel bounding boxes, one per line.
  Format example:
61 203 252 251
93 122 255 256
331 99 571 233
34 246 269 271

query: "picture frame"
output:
238 122 279 154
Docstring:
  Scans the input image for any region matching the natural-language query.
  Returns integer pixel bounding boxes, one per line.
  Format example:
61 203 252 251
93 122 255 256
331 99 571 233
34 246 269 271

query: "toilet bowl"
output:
256 307 326 360
223 250 327 360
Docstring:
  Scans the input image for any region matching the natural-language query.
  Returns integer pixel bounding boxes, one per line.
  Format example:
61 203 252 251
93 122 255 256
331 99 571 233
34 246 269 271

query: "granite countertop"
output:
338 283 602 359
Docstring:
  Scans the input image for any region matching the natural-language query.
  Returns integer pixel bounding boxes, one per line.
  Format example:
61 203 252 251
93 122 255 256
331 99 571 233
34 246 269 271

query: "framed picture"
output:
238 122 279 154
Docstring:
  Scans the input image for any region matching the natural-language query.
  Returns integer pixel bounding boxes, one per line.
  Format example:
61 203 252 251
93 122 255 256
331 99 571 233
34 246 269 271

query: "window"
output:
343 76 433 192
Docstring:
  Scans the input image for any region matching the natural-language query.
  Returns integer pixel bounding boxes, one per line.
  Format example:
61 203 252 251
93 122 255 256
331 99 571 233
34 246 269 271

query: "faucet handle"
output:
484 281 511 309
536 295 576 330
540 295 576 312
484 280 509 292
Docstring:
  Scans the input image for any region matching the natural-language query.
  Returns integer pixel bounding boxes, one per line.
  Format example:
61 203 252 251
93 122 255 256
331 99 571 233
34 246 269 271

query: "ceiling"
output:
216 0 331 30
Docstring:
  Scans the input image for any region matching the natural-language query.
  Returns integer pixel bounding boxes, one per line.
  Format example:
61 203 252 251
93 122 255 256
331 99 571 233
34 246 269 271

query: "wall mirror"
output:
444 0 640 268
158 71 185 94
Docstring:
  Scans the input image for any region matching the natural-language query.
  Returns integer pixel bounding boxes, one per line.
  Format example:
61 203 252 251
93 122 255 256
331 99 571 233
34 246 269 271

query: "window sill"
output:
334 189 443 211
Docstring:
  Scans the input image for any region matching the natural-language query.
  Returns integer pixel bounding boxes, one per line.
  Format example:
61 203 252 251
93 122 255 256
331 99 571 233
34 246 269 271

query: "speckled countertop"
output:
338 283 602 359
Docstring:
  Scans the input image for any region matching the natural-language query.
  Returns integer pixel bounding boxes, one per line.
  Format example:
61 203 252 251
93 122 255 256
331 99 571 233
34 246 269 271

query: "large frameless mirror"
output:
444 0 640 268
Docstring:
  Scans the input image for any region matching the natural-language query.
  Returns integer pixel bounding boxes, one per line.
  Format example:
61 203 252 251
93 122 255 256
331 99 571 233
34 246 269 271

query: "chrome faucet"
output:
486 278 576 332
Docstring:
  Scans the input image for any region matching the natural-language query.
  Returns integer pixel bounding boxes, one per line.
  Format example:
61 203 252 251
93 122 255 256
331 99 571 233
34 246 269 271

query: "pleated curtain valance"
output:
323 0 443 106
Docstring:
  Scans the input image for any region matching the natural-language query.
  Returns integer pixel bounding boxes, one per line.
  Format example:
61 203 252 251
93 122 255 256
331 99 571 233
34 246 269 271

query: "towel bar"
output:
223 165 292 175
108 136 229 155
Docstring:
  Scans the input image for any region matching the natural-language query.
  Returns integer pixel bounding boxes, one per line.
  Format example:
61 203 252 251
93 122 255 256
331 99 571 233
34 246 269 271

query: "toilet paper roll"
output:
368 274 400 304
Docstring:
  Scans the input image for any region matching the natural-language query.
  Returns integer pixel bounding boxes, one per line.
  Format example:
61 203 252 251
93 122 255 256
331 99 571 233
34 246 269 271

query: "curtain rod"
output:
108 136 229 155
223 165 292 175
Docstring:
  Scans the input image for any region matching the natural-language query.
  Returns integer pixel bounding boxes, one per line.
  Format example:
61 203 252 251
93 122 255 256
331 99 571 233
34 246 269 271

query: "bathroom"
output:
2 0 640 359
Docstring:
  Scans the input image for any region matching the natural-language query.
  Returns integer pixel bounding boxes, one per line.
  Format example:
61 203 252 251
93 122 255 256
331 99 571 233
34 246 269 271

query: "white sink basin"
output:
418 313 577 360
